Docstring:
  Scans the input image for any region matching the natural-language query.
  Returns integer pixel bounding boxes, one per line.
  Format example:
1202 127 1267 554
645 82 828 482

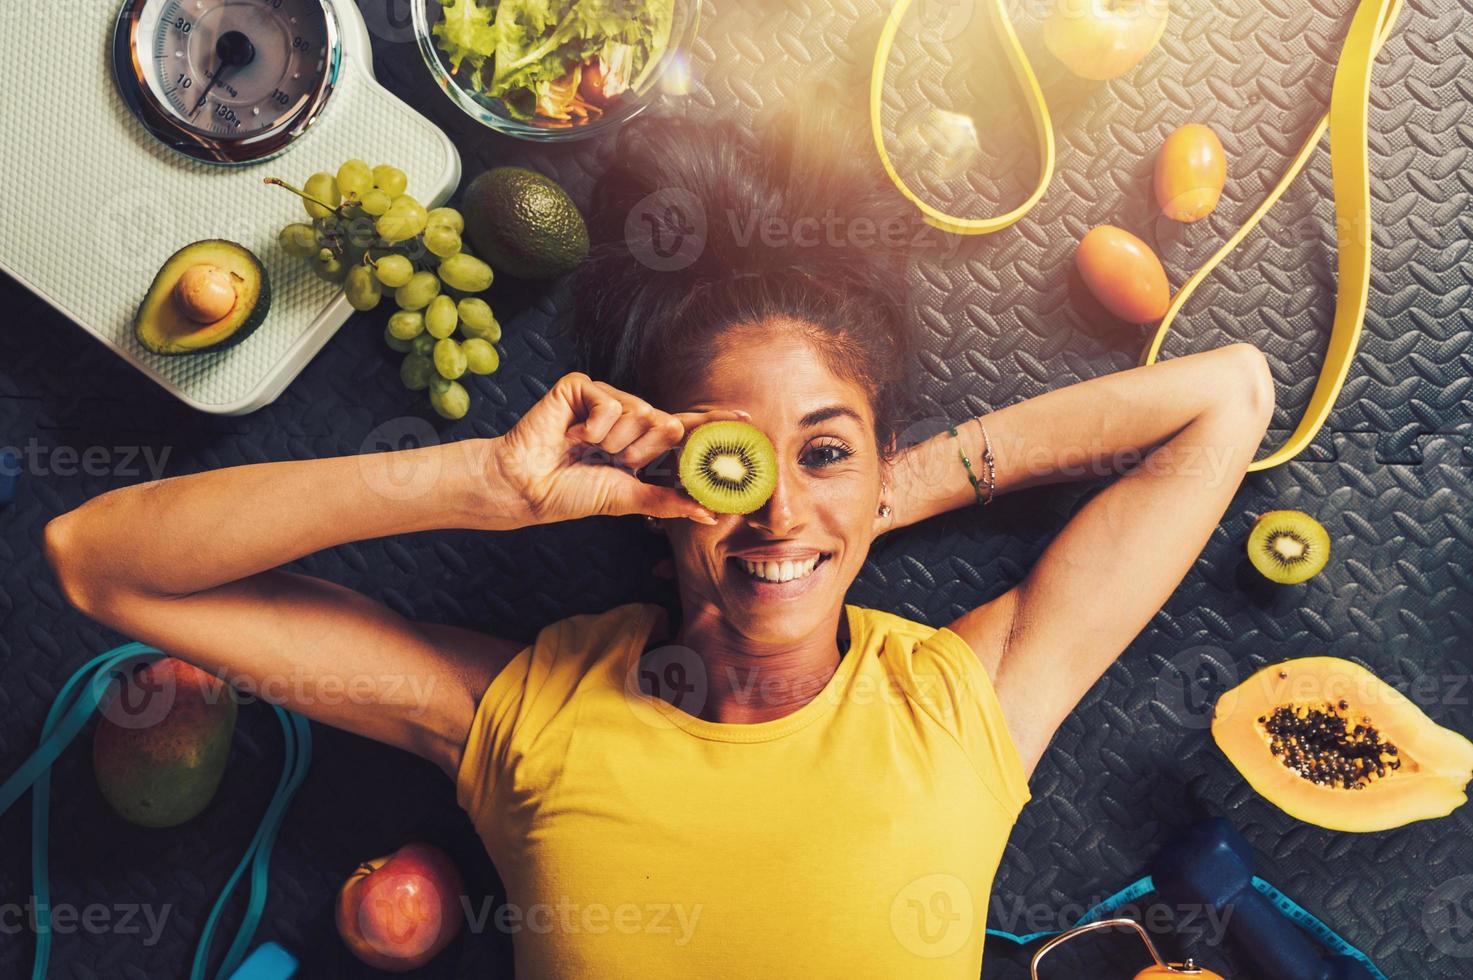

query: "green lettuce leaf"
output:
436 0 677 111
433 0 499 73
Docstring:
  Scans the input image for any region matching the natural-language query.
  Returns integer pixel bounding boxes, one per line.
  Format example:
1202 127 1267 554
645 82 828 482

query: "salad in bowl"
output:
419 0 692 138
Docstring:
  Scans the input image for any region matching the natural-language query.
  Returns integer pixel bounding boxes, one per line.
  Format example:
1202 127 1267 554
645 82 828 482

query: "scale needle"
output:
190 29 256 119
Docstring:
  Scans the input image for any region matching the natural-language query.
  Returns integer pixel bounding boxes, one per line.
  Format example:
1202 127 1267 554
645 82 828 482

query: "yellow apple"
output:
1043 0 1170 81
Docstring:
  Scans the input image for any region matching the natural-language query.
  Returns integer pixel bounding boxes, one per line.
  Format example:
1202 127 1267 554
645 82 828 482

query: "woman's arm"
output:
43 373 742 779
43 440 532 778
886 344 1275 776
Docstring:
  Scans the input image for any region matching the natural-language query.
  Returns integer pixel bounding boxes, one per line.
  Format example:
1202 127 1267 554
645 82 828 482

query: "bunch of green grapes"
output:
270 161 502 420
384 294 503 421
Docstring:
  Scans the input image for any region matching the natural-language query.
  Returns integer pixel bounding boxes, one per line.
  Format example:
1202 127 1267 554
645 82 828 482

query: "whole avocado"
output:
461 167 589 280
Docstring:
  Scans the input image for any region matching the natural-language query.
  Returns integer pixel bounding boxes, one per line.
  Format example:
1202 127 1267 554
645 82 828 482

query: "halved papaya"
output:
1212 657 1473 832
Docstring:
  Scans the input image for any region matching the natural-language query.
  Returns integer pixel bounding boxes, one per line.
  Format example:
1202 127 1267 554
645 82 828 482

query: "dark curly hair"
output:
568 99 922 463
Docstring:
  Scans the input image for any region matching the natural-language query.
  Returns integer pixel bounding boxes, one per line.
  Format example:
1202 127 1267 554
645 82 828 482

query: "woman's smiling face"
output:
656 319 889 645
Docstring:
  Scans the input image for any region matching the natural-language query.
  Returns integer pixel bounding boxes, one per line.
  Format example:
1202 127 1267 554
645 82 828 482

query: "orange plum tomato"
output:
1043 0 1170 81
1155 123 1226 222
579 59 613 106
1075 225 1170 323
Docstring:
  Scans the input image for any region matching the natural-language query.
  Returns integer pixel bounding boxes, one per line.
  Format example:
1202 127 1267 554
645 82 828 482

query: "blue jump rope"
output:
1 645 1388 979
984 872 1387 979
0 643 310 980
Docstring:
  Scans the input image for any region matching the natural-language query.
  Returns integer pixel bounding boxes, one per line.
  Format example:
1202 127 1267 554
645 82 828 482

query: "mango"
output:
92 657 237 828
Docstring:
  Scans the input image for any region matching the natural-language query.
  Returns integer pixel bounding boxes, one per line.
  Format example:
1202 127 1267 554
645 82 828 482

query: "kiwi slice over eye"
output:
678 421 778 515
1247 510 1331 584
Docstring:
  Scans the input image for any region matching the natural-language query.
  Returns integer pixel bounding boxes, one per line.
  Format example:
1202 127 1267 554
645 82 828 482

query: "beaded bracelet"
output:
947 417 996 506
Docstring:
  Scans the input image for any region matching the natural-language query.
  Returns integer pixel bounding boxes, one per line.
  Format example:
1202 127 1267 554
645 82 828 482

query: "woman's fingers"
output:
566 380 644 448
556 376 757 521
565 386 625 444
671 409 752 428
513 373 769 525
618 408 751 471
615 416 685 469
621 480 719 525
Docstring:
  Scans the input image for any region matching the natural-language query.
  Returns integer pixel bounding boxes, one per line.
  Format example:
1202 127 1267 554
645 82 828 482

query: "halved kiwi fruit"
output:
1247 510 1331 584
678 421 778 515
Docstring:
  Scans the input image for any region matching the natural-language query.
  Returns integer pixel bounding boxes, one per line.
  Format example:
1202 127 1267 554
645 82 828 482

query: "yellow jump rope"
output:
871 0 1405 472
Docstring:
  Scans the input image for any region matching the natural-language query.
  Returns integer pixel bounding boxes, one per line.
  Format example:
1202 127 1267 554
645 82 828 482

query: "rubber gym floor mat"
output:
892 432 1473 978
2 0 1471 977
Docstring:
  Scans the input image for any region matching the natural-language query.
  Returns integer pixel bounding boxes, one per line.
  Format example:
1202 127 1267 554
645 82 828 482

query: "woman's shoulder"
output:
525 601 663 668
849 603 990 693
846 603 944 648
849 603 1031 813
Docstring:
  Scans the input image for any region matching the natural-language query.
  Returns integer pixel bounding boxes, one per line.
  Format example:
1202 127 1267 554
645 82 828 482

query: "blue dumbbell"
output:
1152 819 1374 980
225 942 298 980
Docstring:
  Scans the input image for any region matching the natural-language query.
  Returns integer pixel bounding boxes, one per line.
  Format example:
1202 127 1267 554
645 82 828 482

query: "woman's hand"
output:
492 371 750 526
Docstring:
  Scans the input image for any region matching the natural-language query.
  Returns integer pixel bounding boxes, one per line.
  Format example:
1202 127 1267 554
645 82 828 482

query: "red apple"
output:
1043 0 1170 81
335 842 464 971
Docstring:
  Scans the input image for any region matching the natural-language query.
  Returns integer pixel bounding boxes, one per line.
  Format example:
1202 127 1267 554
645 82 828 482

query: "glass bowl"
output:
411 0 700 142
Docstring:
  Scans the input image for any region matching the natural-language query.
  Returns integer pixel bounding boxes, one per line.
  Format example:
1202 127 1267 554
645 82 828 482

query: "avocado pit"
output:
174 263 239 323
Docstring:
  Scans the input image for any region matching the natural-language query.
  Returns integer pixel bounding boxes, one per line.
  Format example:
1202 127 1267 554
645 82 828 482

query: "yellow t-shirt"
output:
456 601 1030 978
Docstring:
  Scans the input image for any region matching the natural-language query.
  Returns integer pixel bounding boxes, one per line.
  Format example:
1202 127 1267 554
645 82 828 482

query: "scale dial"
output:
113 0 342 164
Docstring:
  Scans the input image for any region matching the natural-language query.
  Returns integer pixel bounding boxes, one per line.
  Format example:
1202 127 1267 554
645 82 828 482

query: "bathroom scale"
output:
0 0 460 415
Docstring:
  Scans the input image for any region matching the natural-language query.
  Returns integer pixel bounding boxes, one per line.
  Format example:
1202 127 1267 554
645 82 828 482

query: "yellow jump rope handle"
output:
871 0 1403 472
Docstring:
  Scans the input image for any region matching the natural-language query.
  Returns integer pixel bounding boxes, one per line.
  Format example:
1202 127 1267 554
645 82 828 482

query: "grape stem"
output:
263 177 344 217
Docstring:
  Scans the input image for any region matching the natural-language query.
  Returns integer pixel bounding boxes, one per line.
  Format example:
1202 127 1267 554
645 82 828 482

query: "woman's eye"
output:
804 442 853 467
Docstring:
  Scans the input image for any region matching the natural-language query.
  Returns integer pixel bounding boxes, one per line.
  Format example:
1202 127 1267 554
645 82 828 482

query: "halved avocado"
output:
135 240 270 355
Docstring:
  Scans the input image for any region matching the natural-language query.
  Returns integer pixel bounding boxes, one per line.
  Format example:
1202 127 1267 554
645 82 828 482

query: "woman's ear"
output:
880 430 899 460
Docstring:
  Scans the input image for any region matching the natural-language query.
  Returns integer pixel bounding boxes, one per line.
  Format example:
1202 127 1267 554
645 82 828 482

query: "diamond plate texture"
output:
2 0 1471 978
